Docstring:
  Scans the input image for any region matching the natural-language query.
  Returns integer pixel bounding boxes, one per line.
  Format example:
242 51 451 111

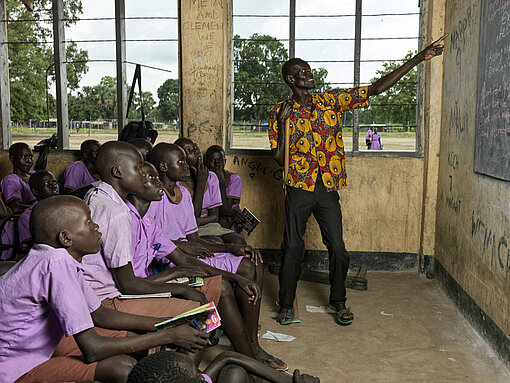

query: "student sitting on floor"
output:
18 170 60 253
0 192 14 261
1 142 36 214
129 137 154 161
148 143 286 371
0 195 210 383
175 137 246 245
63 139 101 194
205 145 246 233
80 141 221 325
127 350 319 383
80 141 276 368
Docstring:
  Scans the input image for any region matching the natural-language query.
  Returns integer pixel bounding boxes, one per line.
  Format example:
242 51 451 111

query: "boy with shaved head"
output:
80 141 221 315
129 137 154 161
1 142 36 214
81 141 285 369
63 139 101 194
148 143 286 370
18 170 60 252
0 196 209 383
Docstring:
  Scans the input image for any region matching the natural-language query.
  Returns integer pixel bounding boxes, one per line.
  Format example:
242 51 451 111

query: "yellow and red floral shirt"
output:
268 86 369 192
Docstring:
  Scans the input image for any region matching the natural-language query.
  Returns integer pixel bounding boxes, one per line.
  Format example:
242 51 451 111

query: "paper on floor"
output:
262 330 296 342
305 305 336 313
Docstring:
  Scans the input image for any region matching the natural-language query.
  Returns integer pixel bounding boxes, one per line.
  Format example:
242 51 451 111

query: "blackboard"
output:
474 0 510 181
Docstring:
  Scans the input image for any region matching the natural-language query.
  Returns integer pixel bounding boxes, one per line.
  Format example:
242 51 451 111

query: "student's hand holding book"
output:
170 265 209 279
162 324 210 353
231 208 247 225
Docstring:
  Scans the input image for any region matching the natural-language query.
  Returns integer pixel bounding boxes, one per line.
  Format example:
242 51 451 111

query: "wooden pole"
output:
52 0 69 150
0 0 11 149
115 0 127 136
284 118 290 194
283 117 299 320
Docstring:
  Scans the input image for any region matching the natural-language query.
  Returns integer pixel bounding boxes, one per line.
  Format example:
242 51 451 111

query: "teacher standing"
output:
268 35 447 326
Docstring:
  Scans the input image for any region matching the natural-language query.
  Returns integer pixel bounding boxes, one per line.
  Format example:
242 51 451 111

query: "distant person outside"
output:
370 128 382 150
268 35 447 326
365 128 373 150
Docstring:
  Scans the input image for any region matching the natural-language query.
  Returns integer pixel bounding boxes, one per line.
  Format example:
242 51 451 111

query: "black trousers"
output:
278 176 350 309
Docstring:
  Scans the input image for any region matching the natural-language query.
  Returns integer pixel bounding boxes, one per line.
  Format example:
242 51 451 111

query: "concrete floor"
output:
202 272 510 383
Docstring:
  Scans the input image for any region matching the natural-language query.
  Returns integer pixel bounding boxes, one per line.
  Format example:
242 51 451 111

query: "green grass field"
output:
11 126 417 151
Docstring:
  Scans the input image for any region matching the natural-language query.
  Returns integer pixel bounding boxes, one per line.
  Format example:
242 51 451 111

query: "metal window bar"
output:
231 1 421 152
0 16 178 23
233 13 419 18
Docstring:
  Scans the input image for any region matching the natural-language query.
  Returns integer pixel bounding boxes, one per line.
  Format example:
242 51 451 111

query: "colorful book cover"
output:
155 302 221 333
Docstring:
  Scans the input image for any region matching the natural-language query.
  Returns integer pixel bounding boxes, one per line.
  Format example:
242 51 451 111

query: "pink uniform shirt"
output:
200 171 222 218
148 183 198 241
1 172 36 204
63 160 97 191
147 184 242 274
0 244 100 382
126 200 176 278
81 181 133 300
226 172 242 210
0 220 15 261
18 206 33 251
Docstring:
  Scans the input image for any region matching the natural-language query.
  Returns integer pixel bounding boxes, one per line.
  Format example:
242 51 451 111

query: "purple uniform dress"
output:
126 200 177 278
1 172 36 205
63 160 98 191
147 183 243 273
0 244 101 383
0 220 15 261
18 206 33 251
200 171 223 218
81 181 134 300
371 133 382 150
225 172 242 232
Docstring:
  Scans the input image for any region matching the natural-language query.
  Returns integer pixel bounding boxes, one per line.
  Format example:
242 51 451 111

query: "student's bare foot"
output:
252 343 288 371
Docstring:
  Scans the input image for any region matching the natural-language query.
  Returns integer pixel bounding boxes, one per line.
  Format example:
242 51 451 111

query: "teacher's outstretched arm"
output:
368 34 448 97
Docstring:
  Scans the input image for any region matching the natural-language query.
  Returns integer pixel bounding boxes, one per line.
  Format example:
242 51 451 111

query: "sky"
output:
63 0 420 102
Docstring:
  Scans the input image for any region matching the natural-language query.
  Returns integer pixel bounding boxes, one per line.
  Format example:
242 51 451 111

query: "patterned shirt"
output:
268 86 369 192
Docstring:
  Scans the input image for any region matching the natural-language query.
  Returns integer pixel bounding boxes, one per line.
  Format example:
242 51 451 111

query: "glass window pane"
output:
358 2 419 151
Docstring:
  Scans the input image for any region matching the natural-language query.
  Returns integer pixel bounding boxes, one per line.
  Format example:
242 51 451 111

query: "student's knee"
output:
217 364 250 383
220 277 235 298
222 232 246 245
236 258 256 281
95 354 137 383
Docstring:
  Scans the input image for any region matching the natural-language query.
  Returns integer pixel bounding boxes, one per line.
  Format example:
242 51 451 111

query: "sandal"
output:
275 307 295 325
263 356 288 371
330 304 354 326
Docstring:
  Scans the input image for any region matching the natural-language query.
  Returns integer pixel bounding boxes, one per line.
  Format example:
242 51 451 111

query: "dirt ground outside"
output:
10 129 416 151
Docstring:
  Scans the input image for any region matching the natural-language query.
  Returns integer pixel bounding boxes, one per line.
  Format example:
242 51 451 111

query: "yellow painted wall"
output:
225 153 425 253
436 0 510 334
435 0 510 334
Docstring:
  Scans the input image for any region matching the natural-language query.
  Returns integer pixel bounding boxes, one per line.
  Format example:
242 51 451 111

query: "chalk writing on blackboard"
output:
475 0 510 181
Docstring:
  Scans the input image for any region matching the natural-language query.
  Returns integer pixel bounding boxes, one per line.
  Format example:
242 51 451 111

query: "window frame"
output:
227 0 424 158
